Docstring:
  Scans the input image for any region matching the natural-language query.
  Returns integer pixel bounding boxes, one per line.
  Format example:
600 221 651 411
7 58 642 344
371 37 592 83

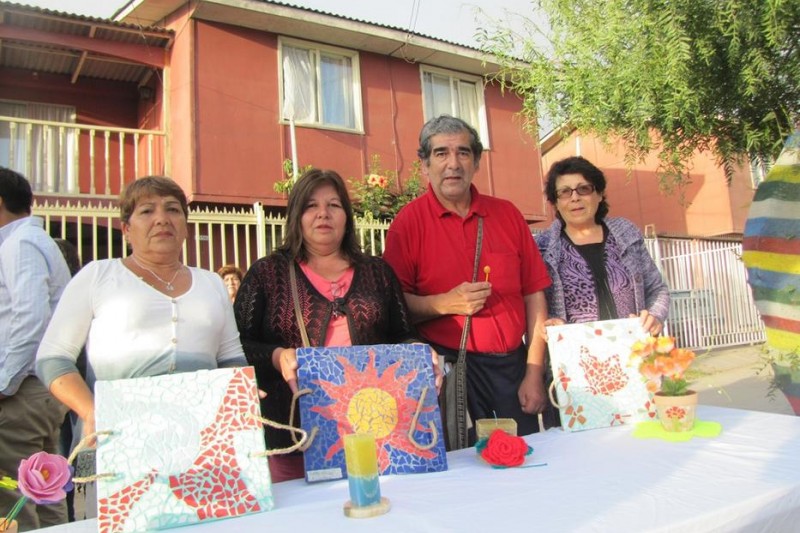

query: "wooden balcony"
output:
1 115 167 198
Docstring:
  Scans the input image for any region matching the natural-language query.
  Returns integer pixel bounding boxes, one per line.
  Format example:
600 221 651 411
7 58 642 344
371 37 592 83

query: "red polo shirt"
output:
384 185 551 353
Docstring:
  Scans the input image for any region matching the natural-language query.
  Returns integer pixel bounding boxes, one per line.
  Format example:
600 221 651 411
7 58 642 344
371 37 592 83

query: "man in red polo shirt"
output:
383 115 552 449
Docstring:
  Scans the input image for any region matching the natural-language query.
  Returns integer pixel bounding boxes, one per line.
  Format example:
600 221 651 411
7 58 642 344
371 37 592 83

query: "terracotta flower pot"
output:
653 390 698 432
0 518 18 533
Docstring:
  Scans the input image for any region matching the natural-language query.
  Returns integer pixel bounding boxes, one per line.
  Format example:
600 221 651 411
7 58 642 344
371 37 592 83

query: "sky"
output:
11 0 538 48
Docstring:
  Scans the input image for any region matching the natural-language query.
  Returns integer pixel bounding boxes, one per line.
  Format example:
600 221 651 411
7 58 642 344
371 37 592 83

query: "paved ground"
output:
690 343 796 416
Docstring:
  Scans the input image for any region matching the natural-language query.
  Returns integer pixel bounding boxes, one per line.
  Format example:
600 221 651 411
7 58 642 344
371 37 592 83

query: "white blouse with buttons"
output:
37 259 245 385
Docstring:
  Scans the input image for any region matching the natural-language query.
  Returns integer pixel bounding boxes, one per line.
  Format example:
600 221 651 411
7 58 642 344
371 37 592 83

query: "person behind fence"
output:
535 156 670 336
36 176 247 459
217 264 243 304
234 168 439 483
382 115 552 451
0 167 71 531
52 238 84 523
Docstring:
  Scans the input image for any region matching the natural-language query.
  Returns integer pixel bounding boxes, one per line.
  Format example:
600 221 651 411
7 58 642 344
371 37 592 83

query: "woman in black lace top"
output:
234 168 438 482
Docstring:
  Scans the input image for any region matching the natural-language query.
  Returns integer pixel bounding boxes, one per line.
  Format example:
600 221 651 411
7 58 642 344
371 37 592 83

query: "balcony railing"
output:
1 115 167 197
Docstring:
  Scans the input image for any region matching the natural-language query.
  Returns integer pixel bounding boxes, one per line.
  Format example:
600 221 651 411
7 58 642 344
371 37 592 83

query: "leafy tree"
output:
479 0 800 190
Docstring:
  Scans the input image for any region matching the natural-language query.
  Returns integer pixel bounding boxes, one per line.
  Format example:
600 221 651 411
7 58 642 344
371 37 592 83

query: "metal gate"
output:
647 236 766 351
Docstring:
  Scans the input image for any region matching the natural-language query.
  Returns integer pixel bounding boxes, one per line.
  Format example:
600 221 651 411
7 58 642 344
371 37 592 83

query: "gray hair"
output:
417 115 483 164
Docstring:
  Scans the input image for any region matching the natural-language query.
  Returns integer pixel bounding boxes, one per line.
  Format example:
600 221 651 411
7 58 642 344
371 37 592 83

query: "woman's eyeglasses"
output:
555 183 596 200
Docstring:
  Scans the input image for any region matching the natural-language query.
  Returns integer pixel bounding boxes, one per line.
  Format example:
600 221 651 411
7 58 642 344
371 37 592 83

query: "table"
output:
38 406 800 532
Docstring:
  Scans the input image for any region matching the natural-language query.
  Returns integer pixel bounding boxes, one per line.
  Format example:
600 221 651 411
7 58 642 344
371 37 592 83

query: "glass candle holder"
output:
343 433 381 507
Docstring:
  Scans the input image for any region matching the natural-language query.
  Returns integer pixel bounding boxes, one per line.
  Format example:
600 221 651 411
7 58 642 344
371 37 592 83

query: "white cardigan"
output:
36 259 246 387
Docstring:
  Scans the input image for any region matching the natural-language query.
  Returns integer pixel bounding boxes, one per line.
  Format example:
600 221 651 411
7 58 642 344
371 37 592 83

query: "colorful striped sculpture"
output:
742 131 800 414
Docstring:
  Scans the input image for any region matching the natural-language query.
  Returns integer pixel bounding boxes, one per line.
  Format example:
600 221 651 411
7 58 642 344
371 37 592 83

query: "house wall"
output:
175 20 547 220
163 6 196 200
540 132 755 236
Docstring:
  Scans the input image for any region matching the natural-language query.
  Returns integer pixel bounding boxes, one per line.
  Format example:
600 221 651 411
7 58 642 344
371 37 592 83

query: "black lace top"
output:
233 250 418 449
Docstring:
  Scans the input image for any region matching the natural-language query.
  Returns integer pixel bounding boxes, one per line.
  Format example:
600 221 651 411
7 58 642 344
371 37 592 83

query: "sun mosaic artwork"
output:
296 344 447 482
546 318 655 432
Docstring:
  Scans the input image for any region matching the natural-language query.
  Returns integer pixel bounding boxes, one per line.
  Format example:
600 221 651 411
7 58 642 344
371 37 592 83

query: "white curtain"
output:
423 72 453 119
321 54 355 129
456 80 480 130
282 46 316 123
0 101 76 193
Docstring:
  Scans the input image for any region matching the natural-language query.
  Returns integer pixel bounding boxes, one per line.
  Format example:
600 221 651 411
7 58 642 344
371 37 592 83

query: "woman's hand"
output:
273 347 299 393
538 317 565 343
632 310 663 336
80 413 97 448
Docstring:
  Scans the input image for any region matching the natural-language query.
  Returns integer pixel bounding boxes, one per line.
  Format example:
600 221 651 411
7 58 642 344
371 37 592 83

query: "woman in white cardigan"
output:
36 176 246 441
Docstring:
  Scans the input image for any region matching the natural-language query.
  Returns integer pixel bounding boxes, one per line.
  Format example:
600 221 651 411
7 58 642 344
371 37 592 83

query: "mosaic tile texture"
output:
547 318 654 432
296 344 447 482
94 367 273 532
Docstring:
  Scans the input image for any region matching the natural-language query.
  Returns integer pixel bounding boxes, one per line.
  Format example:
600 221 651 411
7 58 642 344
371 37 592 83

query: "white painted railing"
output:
1 115 166 197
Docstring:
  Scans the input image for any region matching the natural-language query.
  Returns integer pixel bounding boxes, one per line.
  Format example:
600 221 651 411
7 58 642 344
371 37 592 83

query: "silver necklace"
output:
130 256 182 291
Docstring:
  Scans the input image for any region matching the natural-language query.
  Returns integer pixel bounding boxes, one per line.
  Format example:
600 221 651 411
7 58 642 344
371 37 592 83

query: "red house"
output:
0 0 548 223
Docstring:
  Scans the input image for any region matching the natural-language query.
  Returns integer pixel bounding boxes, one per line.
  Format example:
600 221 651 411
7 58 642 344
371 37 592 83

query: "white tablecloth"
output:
37 406 800 532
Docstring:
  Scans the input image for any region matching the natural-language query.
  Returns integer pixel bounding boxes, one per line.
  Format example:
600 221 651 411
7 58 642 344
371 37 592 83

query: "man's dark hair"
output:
417 115 483 165
0 167 33 215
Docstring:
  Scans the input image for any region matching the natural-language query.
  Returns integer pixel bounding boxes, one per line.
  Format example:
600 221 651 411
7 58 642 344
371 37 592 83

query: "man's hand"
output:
518 365 548 414
445 281 491 316
429 346 443 395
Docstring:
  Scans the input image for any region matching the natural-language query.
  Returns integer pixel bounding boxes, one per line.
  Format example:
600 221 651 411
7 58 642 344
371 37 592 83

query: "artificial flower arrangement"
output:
475 429 533 468
630 335 696 396
1 452 72 529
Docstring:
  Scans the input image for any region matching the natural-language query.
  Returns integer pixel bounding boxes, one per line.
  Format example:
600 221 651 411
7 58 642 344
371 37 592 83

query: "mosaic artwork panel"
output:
296 344 447 482
94 367 273 533
546 318 654 432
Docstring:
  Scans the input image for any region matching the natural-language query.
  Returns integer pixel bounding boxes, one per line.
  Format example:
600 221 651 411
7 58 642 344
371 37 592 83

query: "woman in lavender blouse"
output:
534 156 670 335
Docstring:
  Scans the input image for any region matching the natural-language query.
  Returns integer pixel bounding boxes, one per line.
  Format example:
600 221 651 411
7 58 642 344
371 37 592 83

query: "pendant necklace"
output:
131 256 181 291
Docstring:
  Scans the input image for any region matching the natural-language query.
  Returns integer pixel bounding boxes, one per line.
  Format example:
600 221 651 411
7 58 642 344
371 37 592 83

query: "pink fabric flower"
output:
17 452 73 504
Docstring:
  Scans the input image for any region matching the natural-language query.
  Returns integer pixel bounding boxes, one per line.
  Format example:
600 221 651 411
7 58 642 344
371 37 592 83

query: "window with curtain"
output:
421 67 490 148
0 100 77 193
280 39 362 131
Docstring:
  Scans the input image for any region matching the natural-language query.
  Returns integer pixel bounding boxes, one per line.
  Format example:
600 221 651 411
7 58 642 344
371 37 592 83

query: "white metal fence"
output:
33 200 391 273
646 237 765 351
34 198 765 352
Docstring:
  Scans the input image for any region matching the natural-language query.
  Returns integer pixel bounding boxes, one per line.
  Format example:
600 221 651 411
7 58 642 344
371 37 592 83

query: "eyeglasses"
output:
555 183 596 200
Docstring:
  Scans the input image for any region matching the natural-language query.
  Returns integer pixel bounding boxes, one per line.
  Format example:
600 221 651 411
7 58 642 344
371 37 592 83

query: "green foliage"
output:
479 0 800 190
273 156 423 219
274 159 313 195
349 155 423 220
660 376 691 397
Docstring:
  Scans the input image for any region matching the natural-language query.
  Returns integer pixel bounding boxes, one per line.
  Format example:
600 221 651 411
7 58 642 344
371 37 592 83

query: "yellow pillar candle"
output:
343 433 381 508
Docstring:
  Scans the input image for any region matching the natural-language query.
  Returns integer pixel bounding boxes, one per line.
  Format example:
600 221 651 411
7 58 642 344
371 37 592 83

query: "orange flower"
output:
367 174 389 189
654 336 675 354
629 335 695 396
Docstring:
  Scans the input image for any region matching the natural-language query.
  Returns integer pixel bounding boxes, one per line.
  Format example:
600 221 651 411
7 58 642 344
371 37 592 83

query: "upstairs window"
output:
421 66 489 147
280 38 363 132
